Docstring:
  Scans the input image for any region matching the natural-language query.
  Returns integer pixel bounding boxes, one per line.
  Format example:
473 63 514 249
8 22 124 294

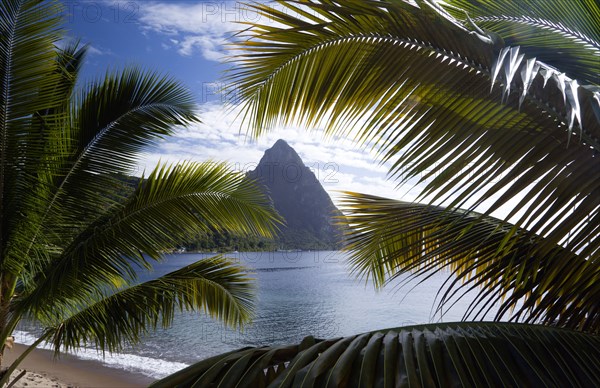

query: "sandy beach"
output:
3 344 155 387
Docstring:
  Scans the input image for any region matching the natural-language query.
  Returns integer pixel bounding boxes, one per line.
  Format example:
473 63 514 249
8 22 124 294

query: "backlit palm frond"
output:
9 66 201 278
380 55 600 265
15 161 279 316
229 0 599 290
53 40 88 101
72 66 198 177
339 192 600 332
4 42 90 276
150 322 600 387
228 0 496 137
43 255 255 354
442 0 600 83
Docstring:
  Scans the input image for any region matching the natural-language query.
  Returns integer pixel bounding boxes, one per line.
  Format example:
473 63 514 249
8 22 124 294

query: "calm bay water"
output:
15 251 498 379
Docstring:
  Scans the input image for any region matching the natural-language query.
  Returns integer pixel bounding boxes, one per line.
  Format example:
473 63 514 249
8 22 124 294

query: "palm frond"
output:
47 67 200 239
42 255 255 354
72 66 198 177
441 0 600 83
7 66 201 276
150 322 600 387
3 42 90 276
15 161 280 316
228 0 495 135
0 0 66 262
339 192 600 332
54 40 88 99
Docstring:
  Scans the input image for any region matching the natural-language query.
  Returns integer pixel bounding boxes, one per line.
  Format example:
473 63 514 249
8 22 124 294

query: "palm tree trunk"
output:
0 273 17 368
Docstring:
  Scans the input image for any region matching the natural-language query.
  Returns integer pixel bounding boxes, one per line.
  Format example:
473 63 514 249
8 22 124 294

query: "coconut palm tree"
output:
152 0 600 385
0 0 279 384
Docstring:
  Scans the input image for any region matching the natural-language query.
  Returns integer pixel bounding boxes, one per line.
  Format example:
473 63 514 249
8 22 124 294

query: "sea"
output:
14 251 499 380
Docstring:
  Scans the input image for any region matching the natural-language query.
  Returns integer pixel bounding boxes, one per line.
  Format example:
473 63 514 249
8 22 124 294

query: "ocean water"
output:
15 251 498 380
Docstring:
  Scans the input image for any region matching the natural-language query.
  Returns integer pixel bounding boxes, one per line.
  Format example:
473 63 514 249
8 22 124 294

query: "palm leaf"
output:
7 65 200 277
7 65 202 278
3 63 201 282
441 0 600 83
4 41 89 277
149 322 600 387
339 192 600 332
42 255 255 354
0 0 66 265
14 161 280 320
40 67 200 245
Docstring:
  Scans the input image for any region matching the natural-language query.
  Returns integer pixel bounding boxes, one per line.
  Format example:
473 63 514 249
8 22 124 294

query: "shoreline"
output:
3 343 155 387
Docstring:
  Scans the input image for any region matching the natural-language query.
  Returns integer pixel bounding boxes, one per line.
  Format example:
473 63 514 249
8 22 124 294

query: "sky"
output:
61 0 415 204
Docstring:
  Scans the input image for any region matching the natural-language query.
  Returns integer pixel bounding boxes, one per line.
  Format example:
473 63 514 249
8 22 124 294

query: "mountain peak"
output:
272 139 290 148
247 140 345 249
260 139 303 165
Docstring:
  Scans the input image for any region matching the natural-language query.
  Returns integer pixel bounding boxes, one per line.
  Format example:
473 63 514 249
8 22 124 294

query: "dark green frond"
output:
44 256 255 354
150 322 600 387
339 192 600 332
0 0 66 260
228 0 496 136
48 67 200 237
73 67 198 177
54 40 88 98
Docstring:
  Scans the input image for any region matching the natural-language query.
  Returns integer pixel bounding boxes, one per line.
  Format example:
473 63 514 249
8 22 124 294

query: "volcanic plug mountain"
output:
247 139 345 249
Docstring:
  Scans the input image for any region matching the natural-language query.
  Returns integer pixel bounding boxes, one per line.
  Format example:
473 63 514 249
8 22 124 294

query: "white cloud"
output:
137 1 242 60
136 1 318 61
177 35 226 59
87 45 114 56
138 2 233 36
